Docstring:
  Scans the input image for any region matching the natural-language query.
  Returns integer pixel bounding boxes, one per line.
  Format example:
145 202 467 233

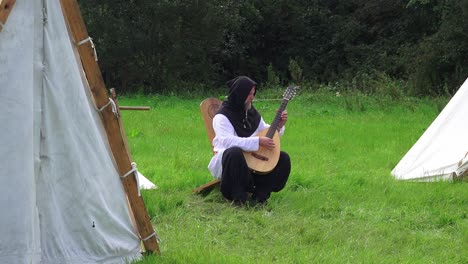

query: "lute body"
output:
242 86 298 174
243 128 281 174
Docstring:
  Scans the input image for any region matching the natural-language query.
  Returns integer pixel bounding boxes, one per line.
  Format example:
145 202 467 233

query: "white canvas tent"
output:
392 78 468 181
0 0 158 263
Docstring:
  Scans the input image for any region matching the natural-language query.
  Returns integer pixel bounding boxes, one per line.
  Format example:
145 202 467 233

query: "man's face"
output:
244 86 256 109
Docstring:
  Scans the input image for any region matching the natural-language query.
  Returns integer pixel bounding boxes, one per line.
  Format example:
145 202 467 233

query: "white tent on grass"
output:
392 78 468 181
0 0 158 263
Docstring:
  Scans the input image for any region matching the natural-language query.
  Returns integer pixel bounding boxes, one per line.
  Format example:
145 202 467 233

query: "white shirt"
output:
208 114 285 179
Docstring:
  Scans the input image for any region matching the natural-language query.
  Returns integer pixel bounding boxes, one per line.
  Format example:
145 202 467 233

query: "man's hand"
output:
259 136 275 149
278 110 288 129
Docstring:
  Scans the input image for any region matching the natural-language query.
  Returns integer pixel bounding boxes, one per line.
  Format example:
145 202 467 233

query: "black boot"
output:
251 190 270 204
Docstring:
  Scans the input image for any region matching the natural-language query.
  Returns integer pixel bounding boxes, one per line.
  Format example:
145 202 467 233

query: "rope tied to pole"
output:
76 36 98 61
97 98 119 118
120 162 141 196
141 231 161 243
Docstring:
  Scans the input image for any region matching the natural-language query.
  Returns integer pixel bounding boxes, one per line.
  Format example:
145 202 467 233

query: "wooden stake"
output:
59 0 160 254
0 0 16 33
119 106 151 111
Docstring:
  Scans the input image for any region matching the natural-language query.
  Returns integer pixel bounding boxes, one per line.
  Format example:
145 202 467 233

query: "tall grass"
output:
118 91 467 264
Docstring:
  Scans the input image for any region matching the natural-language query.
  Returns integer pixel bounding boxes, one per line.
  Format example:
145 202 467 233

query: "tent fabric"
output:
0 0 141 263
392 78 468 181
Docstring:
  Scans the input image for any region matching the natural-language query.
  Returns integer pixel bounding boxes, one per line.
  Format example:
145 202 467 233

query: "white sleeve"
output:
256 117 269 132
212 114 259 152
256 117 286 136
278 125 285 136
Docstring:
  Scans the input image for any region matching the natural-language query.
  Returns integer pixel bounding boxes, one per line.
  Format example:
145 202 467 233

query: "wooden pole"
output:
119 106 151 111
0 0 16 33
59 0 160 254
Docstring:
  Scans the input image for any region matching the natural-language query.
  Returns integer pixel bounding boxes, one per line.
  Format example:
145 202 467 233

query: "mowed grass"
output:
118 91 467 264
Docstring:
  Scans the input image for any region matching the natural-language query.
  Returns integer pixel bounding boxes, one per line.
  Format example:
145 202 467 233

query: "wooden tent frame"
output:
59 0 160 254
0 0 15 32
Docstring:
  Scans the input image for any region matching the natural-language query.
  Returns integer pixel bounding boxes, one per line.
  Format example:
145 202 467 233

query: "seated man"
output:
208 76 291 205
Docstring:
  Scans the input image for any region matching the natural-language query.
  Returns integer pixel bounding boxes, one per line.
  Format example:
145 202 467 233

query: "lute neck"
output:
266 98 289 138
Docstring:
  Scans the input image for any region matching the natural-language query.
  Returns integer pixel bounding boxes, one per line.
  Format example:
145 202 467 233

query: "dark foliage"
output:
78 0 468 95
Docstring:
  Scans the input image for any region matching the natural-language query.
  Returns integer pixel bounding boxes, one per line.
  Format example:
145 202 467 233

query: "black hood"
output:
216 76 261 137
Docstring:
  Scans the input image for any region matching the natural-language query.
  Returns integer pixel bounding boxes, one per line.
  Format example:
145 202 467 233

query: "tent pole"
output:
59 0 160 255
0 0 16 33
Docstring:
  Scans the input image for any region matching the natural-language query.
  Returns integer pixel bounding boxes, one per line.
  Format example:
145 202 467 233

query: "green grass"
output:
118 91 467 264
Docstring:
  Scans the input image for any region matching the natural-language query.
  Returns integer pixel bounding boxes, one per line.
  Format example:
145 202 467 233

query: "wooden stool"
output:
193 98 222 194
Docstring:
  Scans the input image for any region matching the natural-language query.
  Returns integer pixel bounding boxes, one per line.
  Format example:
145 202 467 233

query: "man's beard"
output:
245 102 252 111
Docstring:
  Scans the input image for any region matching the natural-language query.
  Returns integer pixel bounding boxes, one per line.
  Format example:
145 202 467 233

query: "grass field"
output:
118 90 467 264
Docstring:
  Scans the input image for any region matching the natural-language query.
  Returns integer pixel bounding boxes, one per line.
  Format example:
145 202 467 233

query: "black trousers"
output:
220 147 291 203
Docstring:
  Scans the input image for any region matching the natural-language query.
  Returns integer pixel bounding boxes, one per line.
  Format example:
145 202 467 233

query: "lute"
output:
243 86 298 174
